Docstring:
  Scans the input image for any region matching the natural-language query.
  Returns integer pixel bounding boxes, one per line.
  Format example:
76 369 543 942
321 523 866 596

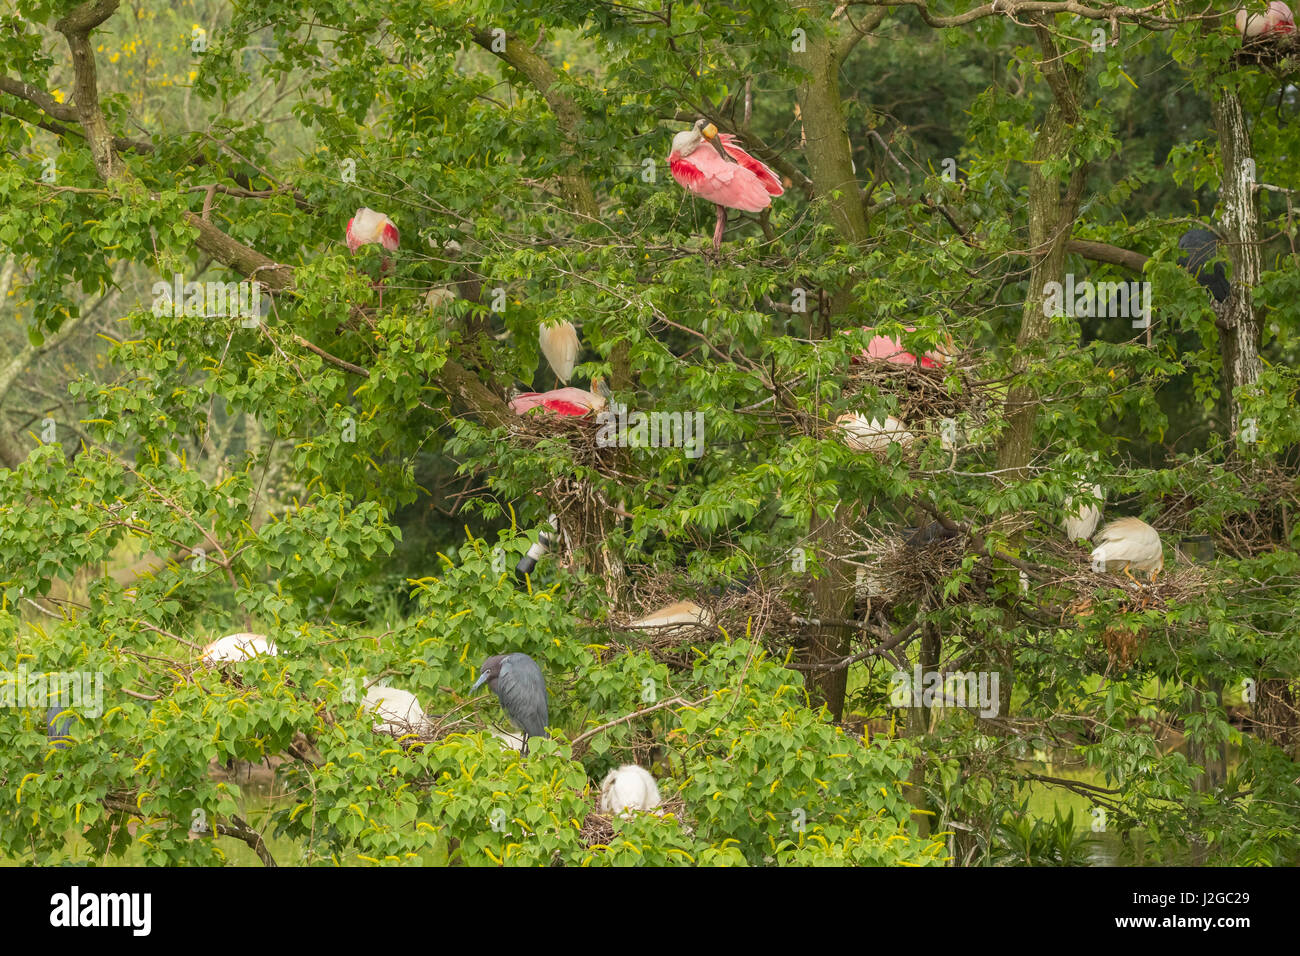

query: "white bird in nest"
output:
200 632 277 664
599 764 663 819
627 600 713 634
1090 517 1164 584
425 287 456 314
362 684 430 736
834 414 915 454
539 320 581 385
489 727 525 752
1062 482 1104 542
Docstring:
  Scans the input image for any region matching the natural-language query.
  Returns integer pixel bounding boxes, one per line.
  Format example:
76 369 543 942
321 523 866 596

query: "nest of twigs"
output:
1231 32 1300 68
507 410 629 480
841 354 987 426
379 711 484 750
578 794 691 848
596 568 794 668
1048 539 1212 618
1155 459 1300 559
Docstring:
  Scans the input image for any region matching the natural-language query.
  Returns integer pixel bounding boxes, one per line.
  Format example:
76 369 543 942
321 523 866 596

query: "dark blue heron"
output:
470 653 549 755
906 521 960 548
46 706 74 750
1177 229 1230 304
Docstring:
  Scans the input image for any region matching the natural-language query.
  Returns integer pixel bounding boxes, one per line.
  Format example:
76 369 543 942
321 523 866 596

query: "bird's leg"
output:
520 737 529 758
712 205 726 253
1122 563 1139 587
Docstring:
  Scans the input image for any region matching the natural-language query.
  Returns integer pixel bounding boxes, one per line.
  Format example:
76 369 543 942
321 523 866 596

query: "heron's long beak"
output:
470 673 489 693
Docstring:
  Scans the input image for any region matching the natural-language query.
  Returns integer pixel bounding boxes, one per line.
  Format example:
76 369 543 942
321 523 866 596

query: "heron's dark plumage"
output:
1177 229 1231 303
477 652 549 744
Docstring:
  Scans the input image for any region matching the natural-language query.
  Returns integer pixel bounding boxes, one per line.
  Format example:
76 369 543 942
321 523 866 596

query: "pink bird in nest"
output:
849 326 956 369
509 378 610 417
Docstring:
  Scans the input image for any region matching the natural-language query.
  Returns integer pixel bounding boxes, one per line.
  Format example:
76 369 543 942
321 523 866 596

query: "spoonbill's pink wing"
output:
670 144 775 213
717 134 784 196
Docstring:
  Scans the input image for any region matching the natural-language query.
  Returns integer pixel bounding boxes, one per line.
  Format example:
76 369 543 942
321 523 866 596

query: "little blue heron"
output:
46 706 73 750
470 653 549 755
1177 229 1230 304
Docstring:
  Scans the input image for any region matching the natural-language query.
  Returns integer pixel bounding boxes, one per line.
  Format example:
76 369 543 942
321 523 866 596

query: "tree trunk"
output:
794 26 871 715
1210 86 1263 441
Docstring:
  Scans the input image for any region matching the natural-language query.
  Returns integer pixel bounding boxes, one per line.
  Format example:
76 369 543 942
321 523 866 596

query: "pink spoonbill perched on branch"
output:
346 207 400 307
669 118 783 253
509 377 610 417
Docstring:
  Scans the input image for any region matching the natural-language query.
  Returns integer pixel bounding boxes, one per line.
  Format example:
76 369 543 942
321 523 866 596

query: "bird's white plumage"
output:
1238 6 1271 34
628 600 712 632
670 127 703 158
425 287 456 313
835 414 915 453
201 632 277 663
539 320 580 383
363 684 429 735
1062 482 1104 541
599 764 663 818
490 727 525 752
1090 517 1164 576
347 207 399 251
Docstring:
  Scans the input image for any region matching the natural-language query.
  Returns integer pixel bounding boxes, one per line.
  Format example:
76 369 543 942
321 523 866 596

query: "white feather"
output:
1062 483 1104 541
1090 517 1164 576
363 684 429 735
628 600 712 633
600 764 663 818
201 632 277 664
490 727 525 752
835 414 914 453
539 320 580 383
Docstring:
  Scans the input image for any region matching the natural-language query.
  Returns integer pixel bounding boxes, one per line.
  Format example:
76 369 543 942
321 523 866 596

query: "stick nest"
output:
579 795 691 848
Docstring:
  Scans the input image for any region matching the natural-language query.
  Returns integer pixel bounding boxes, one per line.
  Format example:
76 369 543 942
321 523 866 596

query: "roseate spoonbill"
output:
200 632 278 664
1090 517 1164 583
539 319 580 385
669 118 783 253
850 327 955 369
1177 229 1230 304
1237 2 1294 35
627 600 713 634
1062 483 1105 541
346 207 399 307
509 377 610 417
1269 1 1296 31
834 413 915 453
362 684 429 736
599 765 663 818
470 653 549 755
